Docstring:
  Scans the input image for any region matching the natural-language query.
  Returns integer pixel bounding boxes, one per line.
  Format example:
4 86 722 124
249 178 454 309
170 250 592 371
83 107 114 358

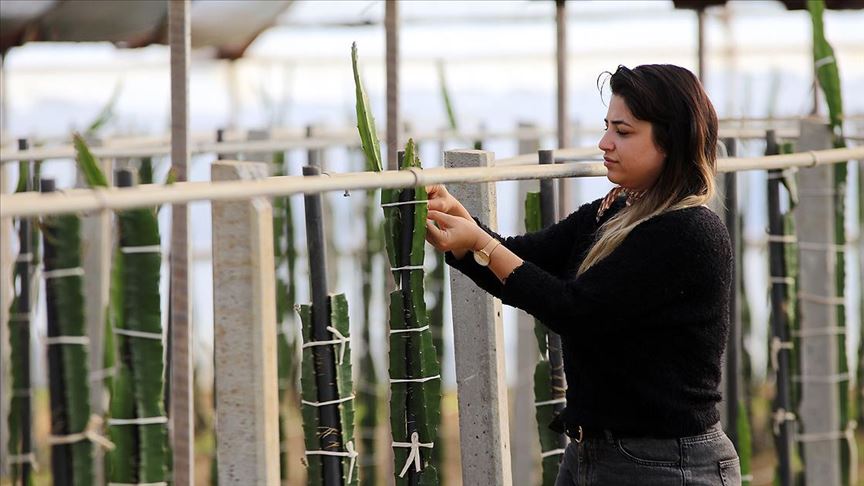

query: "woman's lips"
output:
603 157 618 167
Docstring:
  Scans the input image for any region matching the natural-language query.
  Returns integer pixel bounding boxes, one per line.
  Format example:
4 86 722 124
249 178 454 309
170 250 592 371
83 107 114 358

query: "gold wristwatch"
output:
473 237 501 267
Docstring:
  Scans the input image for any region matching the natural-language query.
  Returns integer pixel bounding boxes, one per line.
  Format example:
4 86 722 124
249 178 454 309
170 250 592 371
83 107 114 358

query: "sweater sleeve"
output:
444 199 602 297
499 207 732 336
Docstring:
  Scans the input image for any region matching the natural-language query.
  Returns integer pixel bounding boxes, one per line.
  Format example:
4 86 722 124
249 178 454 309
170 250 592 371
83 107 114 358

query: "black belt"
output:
565 424 607 442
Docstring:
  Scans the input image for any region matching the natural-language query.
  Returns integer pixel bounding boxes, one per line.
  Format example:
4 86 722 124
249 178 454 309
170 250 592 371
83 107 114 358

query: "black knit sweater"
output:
445 196 733 438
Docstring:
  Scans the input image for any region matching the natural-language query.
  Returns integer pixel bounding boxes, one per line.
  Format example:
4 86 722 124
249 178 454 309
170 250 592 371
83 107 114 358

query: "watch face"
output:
473 250 490 266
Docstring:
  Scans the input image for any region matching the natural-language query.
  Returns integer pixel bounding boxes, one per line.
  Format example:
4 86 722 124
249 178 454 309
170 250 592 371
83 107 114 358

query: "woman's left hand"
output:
425 209 490 253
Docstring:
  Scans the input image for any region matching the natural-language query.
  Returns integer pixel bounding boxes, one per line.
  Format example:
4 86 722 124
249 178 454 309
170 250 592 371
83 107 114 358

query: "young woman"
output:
424 64 741 486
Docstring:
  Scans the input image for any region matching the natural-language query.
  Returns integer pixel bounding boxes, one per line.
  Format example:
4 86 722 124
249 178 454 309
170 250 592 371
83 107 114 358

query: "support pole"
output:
168 1 194 483
445 149 512 486
697 7 706 83
795 120 841 486
211 161 281 484
723 138 740 448
766 130 794 486
303 165 345 485
555 0 570 216
385 0 399 171
511 124 541 486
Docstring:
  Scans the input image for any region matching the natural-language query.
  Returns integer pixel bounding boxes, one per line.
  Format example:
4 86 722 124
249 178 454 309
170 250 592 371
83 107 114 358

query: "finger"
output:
426 209 461 225
425 184 442 197
425 220 446 249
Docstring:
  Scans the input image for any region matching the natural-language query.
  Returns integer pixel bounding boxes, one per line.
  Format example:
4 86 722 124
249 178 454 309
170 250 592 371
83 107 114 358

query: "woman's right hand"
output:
426 184 472 221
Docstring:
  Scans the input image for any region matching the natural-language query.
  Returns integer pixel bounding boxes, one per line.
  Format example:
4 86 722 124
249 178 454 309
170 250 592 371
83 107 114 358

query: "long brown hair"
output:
578 64 718 275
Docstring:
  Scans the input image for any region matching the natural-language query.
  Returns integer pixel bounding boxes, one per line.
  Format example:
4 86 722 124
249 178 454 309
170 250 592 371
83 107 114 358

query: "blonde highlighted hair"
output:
578 65 719 276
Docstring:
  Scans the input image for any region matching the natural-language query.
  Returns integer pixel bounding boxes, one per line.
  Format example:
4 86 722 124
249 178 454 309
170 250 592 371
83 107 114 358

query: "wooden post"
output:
211 161 281 484
445 149 512 486
511 124 541 486
168 0 194 483
795 119 842 486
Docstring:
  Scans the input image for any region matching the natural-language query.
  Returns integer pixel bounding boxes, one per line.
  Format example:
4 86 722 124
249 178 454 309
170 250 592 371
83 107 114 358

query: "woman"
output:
424 64 741 486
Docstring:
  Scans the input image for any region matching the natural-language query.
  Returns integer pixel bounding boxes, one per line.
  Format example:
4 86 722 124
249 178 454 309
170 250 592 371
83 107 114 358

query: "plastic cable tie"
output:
807 150 821 167
114 327 163 340
797 241 846 253
390 374 441 384
44 336 90 346
108 416 168 426
7 452 37 467
534 397 566 407
90 366 116 382
302 326 350 365
769 276 795 285
765 234 797 243
392 432 434 478
9 312 30 322
791 326 846 338
390 325 430 334
108 482 169 486
121 245 161 254
12 388 31 397
15 252 33 263
380 200 429 208
42 267 84 279
792 372 850 384
301 395 355 408
47 414 115 450
769 337 794 371
390 265 424 271
541 448 566 458
305 441 358 482
772 408 796 435
797 292 845 306
814 56 835 69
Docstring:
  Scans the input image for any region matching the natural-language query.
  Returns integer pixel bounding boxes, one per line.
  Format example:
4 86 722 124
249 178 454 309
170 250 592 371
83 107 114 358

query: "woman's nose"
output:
598 131 614 152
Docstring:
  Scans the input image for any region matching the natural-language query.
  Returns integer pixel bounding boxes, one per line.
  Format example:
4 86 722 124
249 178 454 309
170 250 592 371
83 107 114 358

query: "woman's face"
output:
598 94 666 192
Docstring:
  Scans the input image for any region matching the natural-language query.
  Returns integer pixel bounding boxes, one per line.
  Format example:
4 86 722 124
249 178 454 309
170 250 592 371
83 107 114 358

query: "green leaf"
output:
437 60 459 131
74 133 109 188
352 43 383 173
85 80 122 137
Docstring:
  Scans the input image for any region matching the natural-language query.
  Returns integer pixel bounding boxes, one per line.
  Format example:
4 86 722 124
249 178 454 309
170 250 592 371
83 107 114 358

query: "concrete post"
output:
78 154 112 485
0 141 11 478
511 124 541 486
211 161 281 485
795 120 841 486
445 149 513 486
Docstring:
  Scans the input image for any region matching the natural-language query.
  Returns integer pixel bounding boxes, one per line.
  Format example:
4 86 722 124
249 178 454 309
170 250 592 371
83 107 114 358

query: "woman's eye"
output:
616 130 628 136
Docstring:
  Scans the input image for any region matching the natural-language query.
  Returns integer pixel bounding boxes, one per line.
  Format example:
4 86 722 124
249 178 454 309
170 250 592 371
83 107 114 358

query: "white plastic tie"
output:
381 200 429 208
798 241 846 253
301 394 355 408
769 276 795 285
392 432 434 478
9 313 30 322
792 372 850 384
90 366 116 382
47 414 115 450
769 337 794 372
772 408 796 435
302 326 350 365
807 150 821 167
108 482 169 486
390 374 441 384
305 441 358 483
15 252 33 263
765 234 797 244
534 398 566 407
108 416 168 426
814 55 835 69
7 452 37 468
114 327 163 340
390 265 424 272
121 245 162 254
390 325 430 334
797 292 845 306
43 267 84 279
791 326 846 338
45 336 90 346
541 448 566 458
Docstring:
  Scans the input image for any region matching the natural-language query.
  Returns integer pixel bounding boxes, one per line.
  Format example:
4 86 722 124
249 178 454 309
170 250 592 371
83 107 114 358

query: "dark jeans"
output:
554 422 741 486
